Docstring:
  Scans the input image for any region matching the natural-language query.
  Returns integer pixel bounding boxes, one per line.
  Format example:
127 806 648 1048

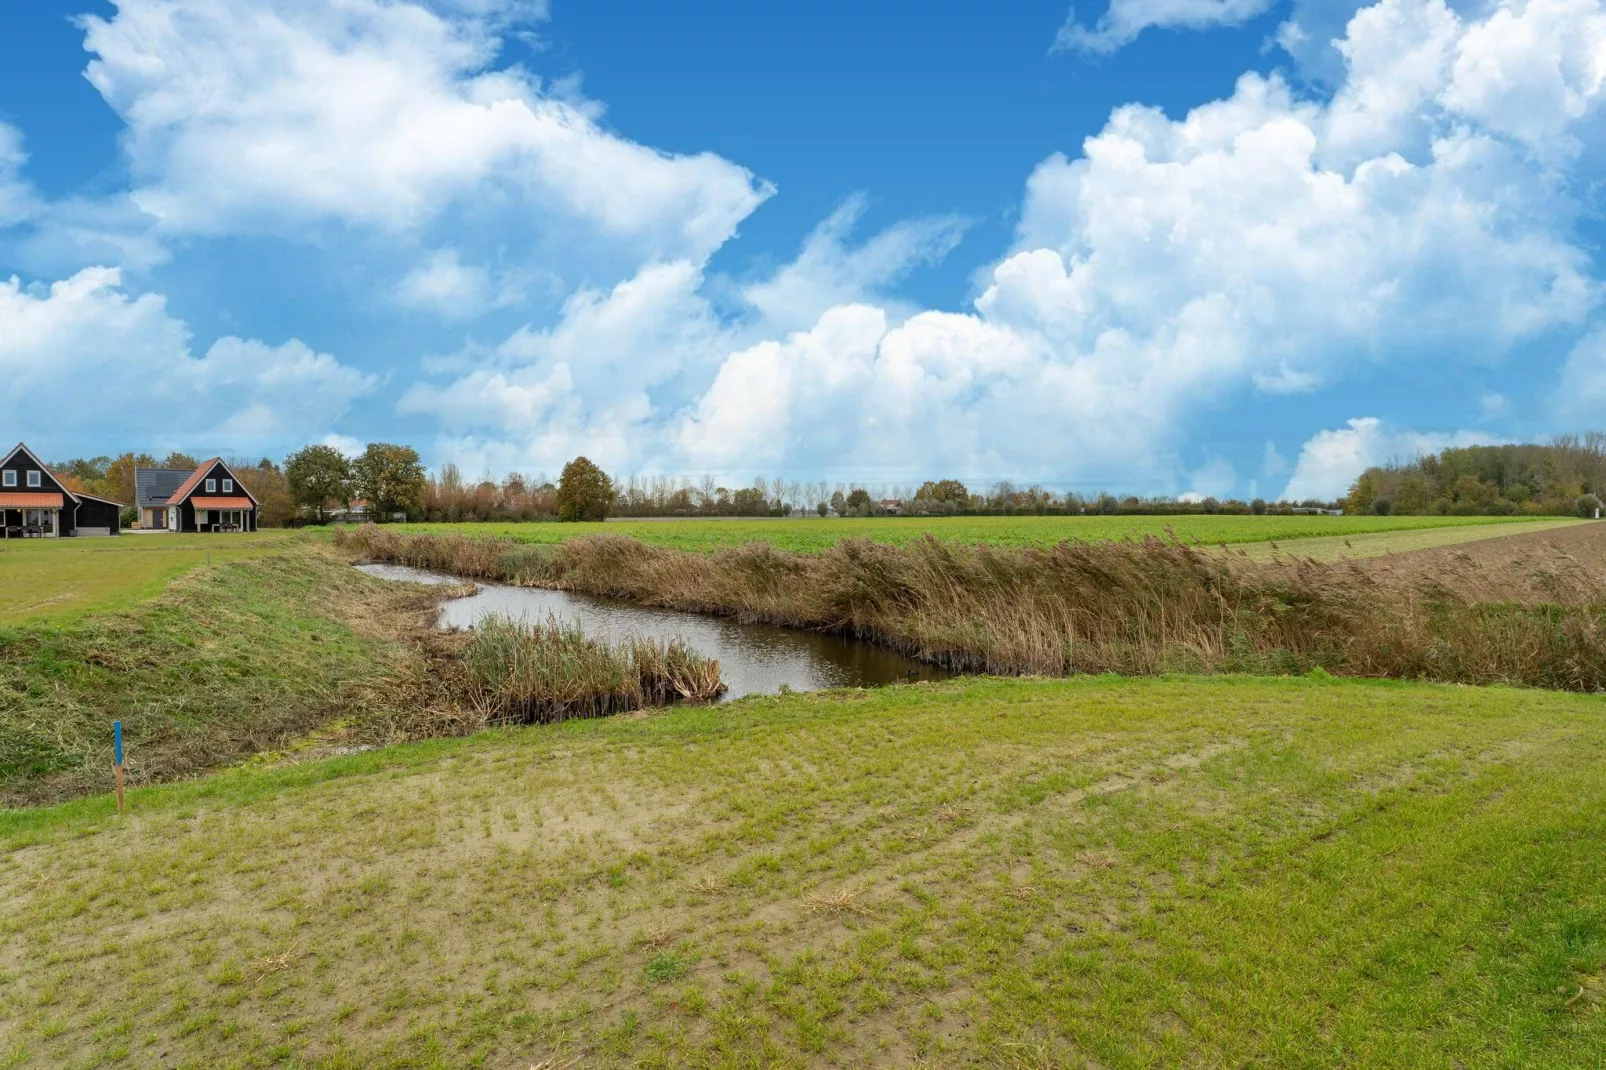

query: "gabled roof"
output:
165 458 221 504
167 459 260 507
76 492 127 508
135 468 192 509
1 443 79 505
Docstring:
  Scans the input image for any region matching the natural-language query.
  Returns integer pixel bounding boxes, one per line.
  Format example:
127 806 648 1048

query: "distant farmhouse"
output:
135 458 260 533
2 442 124 538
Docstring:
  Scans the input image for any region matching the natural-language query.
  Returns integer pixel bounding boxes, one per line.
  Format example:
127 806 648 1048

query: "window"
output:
26 470 40 488
205 478 217 493
1 470 13 487
222 479 233 493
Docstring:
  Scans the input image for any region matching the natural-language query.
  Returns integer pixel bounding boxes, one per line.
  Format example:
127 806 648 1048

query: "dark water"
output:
355 563 949 701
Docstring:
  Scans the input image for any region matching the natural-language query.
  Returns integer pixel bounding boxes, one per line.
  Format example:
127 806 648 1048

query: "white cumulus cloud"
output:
741 195 969 335
668 0 1600 486
79 0 772 266
0 123 38 229
0 267 377 457
1556 325 1606 415
1054 0 1280 55
405 202 982 476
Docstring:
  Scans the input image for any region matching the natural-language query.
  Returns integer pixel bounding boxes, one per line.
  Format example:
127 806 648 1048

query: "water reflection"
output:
355 563 948 701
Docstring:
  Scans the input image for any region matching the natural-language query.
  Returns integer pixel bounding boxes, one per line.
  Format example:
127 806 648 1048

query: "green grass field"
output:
2 675 1602 1067
392 513 1567 554
0 530 303 624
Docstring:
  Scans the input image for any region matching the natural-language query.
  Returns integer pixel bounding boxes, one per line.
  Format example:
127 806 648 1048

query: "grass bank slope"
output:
0 530 303 625
0 545 441 807
2 677 1602 1067
391 514 1557 554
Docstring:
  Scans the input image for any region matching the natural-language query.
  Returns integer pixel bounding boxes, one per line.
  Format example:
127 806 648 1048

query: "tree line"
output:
1341 434 1606 517
51 445 1352 527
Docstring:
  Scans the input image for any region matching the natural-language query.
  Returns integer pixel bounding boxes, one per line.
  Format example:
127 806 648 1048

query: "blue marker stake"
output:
114 720 125 813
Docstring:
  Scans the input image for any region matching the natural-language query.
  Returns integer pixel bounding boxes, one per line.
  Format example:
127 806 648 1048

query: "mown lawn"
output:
391 514 1566 554
3 675 1602 1067
0 530 304 624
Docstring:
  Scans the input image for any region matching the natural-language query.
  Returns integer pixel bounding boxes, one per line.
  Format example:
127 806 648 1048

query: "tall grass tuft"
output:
339 525 1606 691
460 615 725 724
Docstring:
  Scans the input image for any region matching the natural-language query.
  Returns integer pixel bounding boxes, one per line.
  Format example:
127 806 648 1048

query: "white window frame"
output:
205 478 217 493
1 470 13 487
26 470 41 488
222 479 233 493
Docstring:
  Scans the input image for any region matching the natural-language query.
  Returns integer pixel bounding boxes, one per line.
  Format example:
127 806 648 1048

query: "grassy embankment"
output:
0 539 733 807
393 513 1567 554
0 542 457 807
0 530 303 624
2 676 1602 1067
344 525 1606 690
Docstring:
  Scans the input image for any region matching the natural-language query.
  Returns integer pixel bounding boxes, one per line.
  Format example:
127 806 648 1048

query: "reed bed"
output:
338 525 1606 691
460 614 725 724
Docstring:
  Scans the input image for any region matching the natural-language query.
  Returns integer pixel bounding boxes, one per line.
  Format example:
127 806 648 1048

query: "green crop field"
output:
0 530 304 625
3 675 1602 1067
391 513 1566 554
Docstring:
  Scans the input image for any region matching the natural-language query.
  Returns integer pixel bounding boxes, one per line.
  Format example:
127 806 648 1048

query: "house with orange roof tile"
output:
133 458 259 533
2 442 125 538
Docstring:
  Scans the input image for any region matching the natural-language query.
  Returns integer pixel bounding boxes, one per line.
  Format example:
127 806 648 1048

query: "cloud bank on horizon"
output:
1 0 1604 502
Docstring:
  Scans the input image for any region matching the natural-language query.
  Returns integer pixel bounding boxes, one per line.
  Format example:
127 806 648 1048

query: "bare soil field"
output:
1349 517 1606 604
1232 518 1583 563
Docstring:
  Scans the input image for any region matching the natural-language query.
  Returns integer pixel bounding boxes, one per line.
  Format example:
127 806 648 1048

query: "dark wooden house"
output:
137 458 259 533
1 442 124 538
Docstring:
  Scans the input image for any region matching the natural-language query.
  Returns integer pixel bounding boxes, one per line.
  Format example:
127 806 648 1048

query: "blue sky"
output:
1 0 1604 500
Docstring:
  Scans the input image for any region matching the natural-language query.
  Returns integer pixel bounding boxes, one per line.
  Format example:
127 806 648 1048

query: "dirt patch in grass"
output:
2 677 1603 1067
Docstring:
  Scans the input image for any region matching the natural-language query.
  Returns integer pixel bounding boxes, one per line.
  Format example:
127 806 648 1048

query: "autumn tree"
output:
915 479 969 504
284 445 354 523
556 456 614 521
353 443 426 521
236 458 294 527
103 453 157 507
161 451 200 471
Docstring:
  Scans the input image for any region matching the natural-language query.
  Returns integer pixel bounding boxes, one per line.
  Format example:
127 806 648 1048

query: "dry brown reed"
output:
339 525 1606 691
